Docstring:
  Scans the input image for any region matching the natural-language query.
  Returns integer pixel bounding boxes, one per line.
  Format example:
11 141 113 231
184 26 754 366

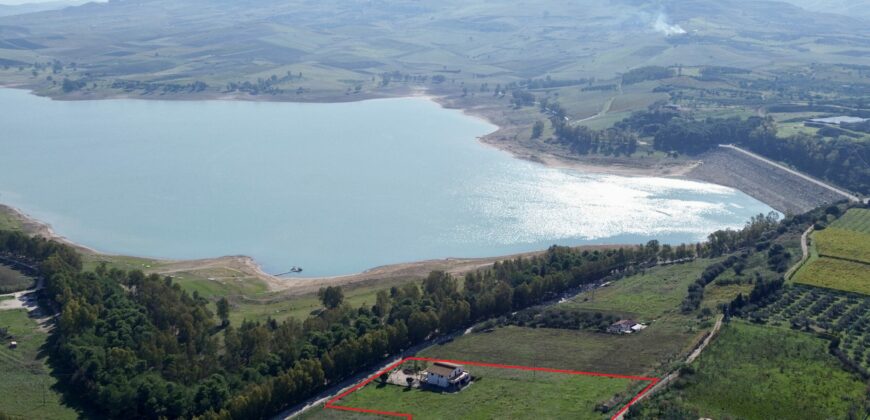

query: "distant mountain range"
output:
777 0 870 21
0 0 97 18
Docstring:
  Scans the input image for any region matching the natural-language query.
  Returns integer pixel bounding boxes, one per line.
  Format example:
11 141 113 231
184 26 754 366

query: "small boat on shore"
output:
274 266 304 276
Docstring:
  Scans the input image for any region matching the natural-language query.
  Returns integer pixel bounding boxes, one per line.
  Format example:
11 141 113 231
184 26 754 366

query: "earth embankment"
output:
686 148 845 215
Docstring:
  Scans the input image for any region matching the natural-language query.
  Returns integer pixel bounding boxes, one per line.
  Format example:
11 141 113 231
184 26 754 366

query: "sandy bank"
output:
1 203 623 296
431 95 701 178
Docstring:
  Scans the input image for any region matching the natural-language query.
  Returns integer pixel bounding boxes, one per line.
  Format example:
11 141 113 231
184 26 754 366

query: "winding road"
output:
785 226 814 281
616 223 819 417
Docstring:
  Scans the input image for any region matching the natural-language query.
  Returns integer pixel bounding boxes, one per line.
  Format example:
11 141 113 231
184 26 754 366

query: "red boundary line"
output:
325 357 660 420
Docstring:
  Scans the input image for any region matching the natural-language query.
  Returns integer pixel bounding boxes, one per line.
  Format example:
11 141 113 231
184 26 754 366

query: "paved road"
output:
719 144 861 203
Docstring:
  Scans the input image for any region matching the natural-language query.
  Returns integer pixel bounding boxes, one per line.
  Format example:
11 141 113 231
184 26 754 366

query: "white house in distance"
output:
424 361 470 389
607 319 646 334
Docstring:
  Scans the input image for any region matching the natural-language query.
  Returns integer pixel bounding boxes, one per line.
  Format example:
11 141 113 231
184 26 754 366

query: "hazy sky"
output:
0 0 102 5
0 0 55 4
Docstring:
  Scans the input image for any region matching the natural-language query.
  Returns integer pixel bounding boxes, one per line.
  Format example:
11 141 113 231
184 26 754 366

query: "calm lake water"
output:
0 88 775 276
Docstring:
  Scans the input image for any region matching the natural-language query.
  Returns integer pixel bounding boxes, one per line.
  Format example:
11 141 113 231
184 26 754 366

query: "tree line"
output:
562 105 869 195
544 100 639 156
0 214 795 419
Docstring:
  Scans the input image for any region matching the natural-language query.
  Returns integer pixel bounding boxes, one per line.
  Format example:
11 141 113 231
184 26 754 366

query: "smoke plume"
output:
653 13 686 36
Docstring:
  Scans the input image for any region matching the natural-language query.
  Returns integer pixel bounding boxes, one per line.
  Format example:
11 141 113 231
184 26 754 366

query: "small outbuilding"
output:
424 361 470 389
8 341 17 349
608 319 641 334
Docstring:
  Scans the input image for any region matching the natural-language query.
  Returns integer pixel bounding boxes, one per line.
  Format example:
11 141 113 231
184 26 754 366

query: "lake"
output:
0 88 775 276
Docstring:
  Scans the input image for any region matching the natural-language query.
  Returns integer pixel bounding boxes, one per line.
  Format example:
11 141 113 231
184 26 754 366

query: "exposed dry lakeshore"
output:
435 94 703 178
0 203 621 298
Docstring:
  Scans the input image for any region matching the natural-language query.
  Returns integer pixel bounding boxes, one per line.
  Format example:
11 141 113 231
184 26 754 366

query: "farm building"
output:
8 341 17 349
424 361 470 389
608 319 645 334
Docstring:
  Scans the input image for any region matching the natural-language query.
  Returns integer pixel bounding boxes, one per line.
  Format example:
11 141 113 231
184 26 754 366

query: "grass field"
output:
0 211 22 231
228 276 415 325
0 310 77 419
329 364 634 420
830 209 870 233
793 258 870 295
420 321 699 377
412 258 726 378
814 228 870 264
640 322 867 419
793 210 870 295
0 264 34 294
562 259 718 318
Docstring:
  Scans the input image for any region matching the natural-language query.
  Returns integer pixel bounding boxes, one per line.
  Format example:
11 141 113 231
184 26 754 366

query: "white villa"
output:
424 361 470 389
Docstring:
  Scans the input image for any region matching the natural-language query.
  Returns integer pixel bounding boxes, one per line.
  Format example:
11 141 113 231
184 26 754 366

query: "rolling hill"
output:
0 0 867 95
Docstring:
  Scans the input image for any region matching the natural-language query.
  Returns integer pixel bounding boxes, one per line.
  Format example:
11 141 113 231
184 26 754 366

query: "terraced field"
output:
818 209 870 263
794 208 870 294
830 209 870 233
793 258 870 294
815 228 870 264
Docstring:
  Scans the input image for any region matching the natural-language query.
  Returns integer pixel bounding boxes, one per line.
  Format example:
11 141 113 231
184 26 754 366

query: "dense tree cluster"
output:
225 71 302 96
519 76 592 90
681 214 783 313
613 108 869 194
506 307 620 332
726 276 785 320
581 84 617 92
652 116 765 155
510 89 536 108
378 71 429 87
746 130 870 195
111 80 209 94
550 117 639 156
61 78 87 93
697 66 751 81
621 66 675 85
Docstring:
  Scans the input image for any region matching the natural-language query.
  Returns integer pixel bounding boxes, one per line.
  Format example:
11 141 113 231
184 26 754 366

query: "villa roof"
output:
428 362 463 377
434 361 462 369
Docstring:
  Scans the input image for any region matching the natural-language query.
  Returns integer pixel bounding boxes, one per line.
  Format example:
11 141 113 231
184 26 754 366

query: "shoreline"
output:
0 85 786 295
0 83 699 179
0 202 625 296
